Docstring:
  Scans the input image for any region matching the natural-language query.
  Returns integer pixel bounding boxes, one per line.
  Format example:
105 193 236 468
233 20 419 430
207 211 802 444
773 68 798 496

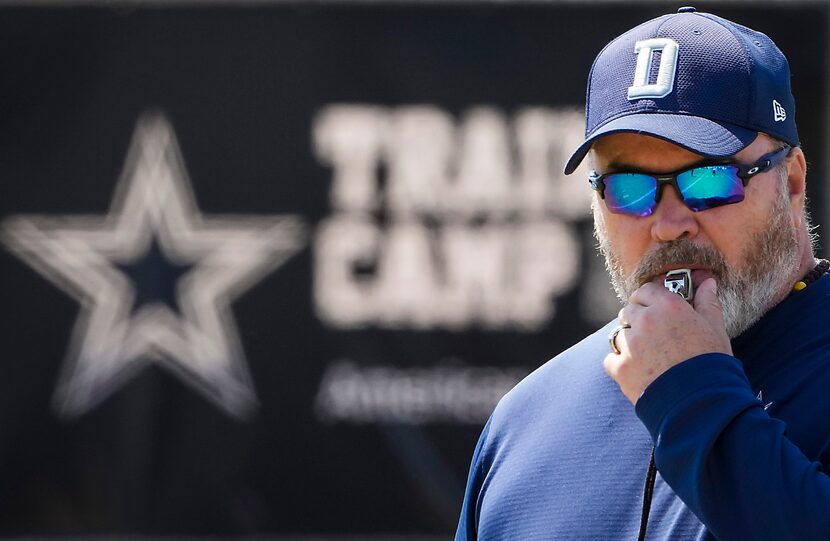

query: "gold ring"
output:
608 324 631 355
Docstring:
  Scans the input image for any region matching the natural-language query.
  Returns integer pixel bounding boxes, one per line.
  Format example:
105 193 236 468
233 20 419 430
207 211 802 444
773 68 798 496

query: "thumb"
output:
693 277 724 323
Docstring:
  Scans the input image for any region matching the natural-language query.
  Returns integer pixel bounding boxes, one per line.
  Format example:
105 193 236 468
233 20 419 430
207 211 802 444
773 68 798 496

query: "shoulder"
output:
466 320 649 535
488 320 619 435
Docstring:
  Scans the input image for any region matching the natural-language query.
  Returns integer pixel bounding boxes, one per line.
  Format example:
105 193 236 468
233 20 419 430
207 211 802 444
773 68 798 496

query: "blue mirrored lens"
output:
604 174 657 216
676 165 744 211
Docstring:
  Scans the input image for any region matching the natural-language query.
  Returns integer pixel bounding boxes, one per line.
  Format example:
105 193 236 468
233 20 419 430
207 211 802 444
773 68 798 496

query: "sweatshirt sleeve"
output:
454 418 493 541
635 353 830 541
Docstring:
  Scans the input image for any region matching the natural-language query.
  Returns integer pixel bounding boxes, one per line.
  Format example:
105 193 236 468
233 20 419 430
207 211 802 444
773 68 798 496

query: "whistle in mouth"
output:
664 269 694 301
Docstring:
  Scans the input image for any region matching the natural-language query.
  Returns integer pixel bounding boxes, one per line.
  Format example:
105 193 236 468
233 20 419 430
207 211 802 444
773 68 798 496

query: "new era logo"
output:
773 100 787 122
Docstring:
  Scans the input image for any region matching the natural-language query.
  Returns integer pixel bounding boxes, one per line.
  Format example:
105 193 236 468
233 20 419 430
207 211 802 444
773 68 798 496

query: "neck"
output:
767 233 817 310
794 225 819 283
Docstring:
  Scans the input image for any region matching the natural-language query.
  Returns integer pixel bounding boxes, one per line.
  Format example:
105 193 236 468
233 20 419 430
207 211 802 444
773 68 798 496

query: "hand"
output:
604 277 733 405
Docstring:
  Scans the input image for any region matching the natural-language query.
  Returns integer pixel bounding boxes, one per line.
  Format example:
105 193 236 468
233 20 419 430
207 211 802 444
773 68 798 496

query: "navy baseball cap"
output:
563 7 799 175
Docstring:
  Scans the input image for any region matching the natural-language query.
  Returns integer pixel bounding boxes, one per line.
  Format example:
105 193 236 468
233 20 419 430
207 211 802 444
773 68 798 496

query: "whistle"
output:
664 269 694 301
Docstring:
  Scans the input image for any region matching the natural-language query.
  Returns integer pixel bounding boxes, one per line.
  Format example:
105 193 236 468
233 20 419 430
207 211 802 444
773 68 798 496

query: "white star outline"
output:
1 113 306 420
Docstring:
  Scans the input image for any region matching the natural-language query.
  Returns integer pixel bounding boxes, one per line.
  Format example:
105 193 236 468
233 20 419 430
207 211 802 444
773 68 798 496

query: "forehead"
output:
589 132 771 173
589 133 708 173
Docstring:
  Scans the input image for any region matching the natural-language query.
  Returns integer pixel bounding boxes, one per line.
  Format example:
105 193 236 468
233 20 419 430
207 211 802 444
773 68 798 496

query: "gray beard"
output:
594 186 801 339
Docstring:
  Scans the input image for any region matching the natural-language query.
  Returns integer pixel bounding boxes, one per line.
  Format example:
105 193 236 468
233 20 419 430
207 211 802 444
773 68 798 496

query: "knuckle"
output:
642 282 661 297
655 292 673 307
625 333 640 352
603 355 617 375
638 310 654 329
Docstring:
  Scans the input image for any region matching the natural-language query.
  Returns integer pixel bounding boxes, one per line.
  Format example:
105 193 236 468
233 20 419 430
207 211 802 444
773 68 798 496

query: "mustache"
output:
631 240 728 287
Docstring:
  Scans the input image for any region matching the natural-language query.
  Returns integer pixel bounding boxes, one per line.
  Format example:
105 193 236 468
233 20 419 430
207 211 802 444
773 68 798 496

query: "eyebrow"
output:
603 156 729 174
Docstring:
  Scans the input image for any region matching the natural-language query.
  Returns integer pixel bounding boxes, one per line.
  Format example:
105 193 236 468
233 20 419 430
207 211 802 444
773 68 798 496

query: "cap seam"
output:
696 12 756 129
652 12 677 37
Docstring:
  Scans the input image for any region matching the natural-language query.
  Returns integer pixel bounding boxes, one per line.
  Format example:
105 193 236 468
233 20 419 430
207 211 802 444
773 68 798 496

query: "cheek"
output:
698 217 742 266
697 195 772 266
595 205 652 270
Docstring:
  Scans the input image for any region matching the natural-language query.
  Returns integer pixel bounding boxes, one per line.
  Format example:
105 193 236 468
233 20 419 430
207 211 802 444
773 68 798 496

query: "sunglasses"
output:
589 145 792 217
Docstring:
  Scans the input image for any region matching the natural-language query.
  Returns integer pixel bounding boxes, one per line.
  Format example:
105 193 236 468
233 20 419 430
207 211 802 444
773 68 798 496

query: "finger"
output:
603 353 619 378
693 277 725 325
618 303 644 325
609 324 629 354
629 281 677 307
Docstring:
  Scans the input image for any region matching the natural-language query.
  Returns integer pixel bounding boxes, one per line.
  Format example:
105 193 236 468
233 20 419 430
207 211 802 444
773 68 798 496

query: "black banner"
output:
0 2 826 537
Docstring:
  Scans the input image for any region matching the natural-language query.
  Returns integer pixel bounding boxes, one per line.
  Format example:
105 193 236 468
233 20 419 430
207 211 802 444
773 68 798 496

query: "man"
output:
455 7 830 541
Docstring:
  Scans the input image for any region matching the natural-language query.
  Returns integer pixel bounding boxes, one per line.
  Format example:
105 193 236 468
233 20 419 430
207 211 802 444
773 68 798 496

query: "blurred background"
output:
0 0 826 538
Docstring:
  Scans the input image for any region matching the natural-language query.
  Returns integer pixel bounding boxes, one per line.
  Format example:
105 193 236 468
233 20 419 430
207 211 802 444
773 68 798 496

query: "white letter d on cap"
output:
627 38 679 100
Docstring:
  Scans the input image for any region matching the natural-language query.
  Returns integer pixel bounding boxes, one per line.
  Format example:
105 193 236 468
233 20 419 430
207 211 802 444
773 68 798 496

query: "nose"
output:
650 185 700 242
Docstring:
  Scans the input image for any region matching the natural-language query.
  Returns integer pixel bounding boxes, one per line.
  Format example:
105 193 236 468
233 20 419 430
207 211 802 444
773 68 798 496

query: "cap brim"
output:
563 113 759 174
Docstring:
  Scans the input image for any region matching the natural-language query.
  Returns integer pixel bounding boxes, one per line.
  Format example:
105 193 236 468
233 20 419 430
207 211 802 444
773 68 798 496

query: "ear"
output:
786 147 808 227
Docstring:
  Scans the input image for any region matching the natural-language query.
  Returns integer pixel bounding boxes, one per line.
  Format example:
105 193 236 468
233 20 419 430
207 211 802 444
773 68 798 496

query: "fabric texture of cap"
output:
563 7 800 175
